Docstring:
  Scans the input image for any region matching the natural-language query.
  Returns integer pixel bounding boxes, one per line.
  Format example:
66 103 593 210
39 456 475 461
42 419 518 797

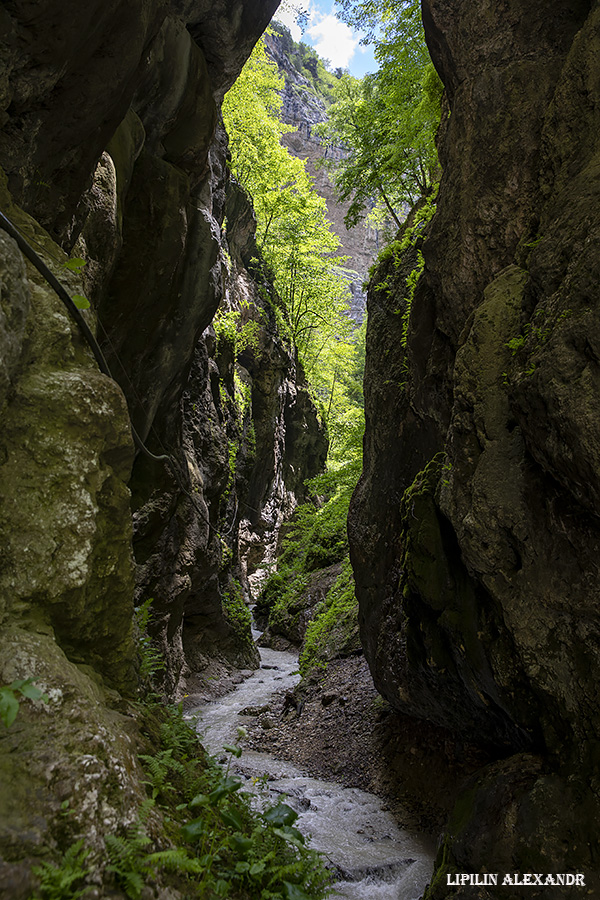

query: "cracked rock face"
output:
0 0 330 888
2 0 322 697
0 174 139 894
349 0 600 892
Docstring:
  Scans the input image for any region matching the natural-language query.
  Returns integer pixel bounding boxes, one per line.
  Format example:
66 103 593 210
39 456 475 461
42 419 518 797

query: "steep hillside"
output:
349 0 600 895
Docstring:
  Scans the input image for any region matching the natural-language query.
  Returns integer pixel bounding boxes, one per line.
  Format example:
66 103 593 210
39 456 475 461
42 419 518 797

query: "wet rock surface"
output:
0 0 327 890
245 655 490 836
349 0 600 893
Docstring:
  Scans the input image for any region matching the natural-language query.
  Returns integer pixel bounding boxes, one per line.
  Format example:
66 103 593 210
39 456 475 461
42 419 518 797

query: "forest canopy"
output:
222 36 363 458
317 0 442 229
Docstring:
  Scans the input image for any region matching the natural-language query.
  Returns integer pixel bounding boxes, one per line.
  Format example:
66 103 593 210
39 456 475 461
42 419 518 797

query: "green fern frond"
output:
146 848 203 874
32 839 91 900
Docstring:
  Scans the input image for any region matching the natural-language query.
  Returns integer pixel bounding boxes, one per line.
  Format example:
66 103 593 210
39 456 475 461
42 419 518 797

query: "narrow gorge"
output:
1 1 599 899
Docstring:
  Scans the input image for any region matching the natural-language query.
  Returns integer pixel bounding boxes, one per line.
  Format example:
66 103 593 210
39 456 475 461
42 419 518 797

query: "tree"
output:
317 0 442 229
222 37 356 439
226 34 368 667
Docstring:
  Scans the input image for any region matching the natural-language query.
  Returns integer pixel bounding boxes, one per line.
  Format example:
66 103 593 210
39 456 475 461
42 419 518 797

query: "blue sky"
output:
273 0 377 78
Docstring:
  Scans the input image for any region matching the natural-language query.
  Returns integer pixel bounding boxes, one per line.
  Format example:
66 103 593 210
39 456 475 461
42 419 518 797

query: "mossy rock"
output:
0 627 147 882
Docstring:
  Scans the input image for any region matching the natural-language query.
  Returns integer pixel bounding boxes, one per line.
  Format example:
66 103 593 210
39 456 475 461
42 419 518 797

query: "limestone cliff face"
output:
349 0 600 892
0 0 328 890
264 28 379 322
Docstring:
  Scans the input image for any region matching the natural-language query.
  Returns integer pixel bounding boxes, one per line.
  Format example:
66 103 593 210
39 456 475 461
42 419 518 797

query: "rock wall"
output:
0 0 328 890
349 0 600 894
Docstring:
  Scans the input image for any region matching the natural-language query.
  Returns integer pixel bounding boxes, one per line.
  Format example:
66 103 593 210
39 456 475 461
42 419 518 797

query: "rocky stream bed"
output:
188 626 490 899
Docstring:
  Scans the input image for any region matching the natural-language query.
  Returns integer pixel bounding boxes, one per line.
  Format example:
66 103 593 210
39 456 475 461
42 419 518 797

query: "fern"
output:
133 699 330 899
31 840 91 900
139 748 187 799
145 848 203 874
159 702 199 757
134 599 165 682
105 806 154 900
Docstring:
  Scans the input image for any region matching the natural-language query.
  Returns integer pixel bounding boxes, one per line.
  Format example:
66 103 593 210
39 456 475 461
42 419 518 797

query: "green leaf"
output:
273 826 305 848
63 257 87 271
223 743 243 758
220 807 244 830
18 681 46 702
208 776 242 805
235 860 250 873
180 817 206 842
249 861 266 876
229 833 253 856
0 689 20 728
72 294 90 310
283 882 312 900
263 802 298 827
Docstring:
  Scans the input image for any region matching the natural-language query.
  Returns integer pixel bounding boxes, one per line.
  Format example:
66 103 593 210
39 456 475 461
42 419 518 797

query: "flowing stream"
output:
191 636 435 899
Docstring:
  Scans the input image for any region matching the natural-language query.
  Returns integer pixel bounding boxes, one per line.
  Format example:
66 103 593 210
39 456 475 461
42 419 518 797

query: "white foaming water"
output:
191 641 435 900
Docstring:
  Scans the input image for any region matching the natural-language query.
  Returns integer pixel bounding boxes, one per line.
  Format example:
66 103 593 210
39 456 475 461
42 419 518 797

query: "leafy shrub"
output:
132 704 330 900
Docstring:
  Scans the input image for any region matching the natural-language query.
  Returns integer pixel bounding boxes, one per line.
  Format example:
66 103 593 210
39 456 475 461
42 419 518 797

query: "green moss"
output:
399 455 491 678
400 454 448 611
370 189 437 346
222 580 253 653
422 835 456 899
257 478 352 647
299 559 359 677
267 573 311 633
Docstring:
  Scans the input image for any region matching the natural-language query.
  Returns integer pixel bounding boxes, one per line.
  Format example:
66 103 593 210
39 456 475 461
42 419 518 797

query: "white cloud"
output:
307 13 359 69
273 2 309 42
273 3 362 71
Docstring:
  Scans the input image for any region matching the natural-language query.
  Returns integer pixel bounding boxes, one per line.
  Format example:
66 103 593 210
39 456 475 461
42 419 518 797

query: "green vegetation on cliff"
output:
222 36 356 442
27 699 329 900
299 558 359 677
244 0 443 679
221 32 368 681
256 321 365 674
318 0 442 229
268 20 340 103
